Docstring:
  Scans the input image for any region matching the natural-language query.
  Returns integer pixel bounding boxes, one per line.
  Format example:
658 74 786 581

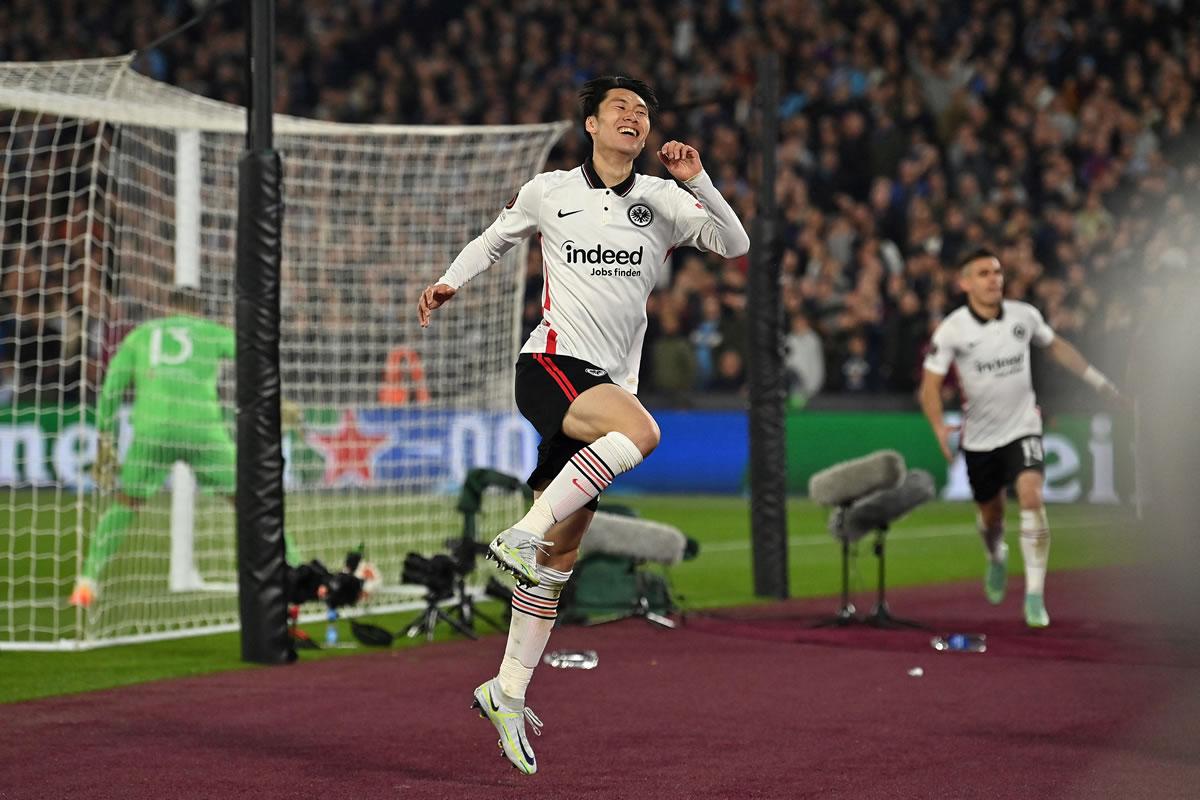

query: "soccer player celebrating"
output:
919 249 1123 628
70 292 298 608
418 75 748 773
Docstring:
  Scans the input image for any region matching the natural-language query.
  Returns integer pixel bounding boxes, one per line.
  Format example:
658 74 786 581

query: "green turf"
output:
0 495 1135 704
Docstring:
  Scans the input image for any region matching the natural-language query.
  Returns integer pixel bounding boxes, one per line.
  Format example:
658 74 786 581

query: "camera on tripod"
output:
401 552 458 600
397 468 525 641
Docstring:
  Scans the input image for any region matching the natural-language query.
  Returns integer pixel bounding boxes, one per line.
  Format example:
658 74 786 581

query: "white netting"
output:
0 55 566 649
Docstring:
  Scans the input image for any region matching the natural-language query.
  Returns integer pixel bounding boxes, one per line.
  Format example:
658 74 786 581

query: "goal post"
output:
0 55 567 649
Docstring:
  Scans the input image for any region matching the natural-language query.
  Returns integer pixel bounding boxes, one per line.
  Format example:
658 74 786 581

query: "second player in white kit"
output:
921 249 1123 628
924 298 1055 453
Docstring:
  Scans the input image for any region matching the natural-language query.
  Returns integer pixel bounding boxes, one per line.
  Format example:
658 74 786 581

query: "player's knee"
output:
544 542 580 570
1017 483 1043 510
625 416 660 456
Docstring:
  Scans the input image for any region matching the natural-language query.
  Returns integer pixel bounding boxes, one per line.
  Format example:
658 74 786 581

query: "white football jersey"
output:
437 160 749 393
923 300 1055 451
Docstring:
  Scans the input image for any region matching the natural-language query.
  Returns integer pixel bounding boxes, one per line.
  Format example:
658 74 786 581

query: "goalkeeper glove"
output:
93 433 116 493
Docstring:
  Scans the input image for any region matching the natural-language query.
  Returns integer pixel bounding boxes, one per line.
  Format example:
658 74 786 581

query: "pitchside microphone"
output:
808 450 906 507
835 469 936 542
579 511 690 566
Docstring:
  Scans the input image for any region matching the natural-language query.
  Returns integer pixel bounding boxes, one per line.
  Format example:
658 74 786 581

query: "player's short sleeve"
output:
922 320 956 375
1027 304 1055 347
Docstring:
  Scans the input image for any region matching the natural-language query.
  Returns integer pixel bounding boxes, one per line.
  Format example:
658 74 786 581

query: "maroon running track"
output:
3 567 1198 799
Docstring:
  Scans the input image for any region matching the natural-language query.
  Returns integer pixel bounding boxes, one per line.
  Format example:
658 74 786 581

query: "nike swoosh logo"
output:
557 209 583 217
572 478 592 495
518 737 536 766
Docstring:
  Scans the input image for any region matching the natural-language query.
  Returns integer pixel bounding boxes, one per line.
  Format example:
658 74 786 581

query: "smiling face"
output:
585 88 650 159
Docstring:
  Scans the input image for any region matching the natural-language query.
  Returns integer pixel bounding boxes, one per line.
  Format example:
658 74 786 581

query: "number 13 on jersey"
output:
149 327 194 367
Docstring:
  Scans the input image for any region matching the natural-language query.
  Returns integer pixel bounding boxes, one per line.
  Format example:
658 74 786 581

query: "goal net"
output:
0 55 567 649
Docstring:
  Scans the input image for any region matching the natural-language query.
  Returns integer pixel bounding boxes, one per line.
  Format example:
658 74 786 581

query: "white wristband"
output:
1082 365 1110 391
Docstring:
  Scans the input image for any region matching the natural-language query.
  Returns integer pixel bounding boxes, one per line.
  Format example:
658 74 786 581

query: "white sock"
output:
1019 508 1050 596
976 513 1006 563
496 564 572 705
514 431 643 536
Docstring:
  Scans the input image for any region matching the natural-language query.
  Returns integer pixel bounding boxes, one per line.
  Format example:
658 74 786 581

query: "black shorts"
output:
514 353 616 506
963 435 1046 504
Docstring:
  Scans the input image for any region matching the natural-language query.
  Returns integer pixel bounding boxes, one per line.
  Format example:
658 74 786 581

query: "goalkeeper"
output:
69 293 299 608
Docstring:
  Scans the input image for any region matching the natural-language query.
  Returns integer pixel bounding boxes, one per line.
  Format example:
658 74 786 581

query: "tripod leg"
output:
470 604 507 633
842 536 852 613
437 607 479 639
404 607 430 639
812 536 861 627
446 586 507 634
875 529 887 614
866 529 930 630
866 602 931 630
424 606 439 642
812 604 859 627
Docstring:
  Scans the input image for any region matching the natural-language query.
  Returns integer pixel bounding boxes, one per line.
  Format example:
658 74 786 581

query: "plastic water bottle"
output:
931 633 986 653
324 607 339 647
543 649 599 669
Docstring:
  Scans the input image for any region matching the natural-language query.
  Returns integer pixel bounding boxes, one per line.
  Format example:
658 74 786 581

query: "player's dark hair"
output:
957 247 999 272
578 76 659 134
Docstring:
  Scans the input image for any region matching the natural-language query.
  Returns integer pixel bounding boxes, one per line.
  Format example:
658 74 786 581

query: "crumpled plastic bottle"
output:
931 633 986 653
543 649 599 669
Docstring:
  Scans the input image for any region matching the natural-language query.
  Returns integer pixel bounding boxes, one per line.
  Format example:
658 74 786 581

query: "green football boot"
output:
1024 593 1050 628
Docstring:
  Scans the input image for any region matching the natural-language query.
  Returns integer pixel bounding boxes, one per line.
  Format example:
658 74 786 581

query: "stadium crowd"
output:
2 0 1199 409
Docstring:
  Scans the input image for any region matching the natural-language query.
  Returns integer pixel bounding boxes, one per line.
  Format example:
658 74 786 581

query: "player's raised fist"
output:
657 140 703 182
418 283 457 328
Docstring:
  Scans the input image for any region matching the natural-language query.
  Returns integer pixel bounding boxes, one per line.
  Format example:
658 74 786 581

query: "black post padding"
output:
235 0 289 664
748 52 789 599
235 149 291 664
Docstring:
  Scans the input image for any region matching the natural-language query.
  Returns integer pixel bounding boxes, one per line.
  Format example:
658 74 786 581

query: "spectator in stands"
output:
651 305 696 405
838 333 874 393
783 312 823 407
882 289 927 394
688 294 724 389
709 348 746 394
2 0 1197 412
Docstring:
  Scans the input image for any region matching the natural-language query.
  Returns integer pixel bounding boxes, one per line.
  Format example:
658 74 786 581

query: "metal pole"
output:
247 0 274 150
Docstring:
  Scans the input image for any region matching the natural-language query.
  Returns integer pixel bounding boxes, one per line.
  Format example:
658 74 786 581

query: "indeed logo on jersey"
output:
974 353 1025 374
561 240 643 276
